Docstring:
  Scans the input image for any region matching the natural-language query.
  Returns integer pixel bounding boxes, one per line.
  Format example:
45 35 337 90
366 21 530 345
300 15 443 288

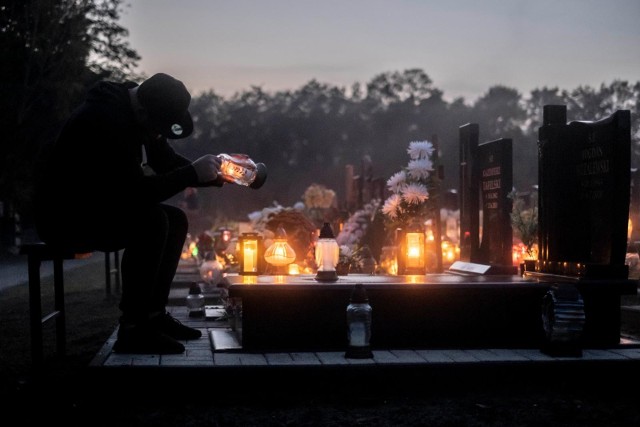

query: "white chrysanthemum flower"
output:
407 140 435 160
386 171 407 193
381 194 402 219
340 245 353 257
247 211 263 222
407 158 432 180
401 183 429 205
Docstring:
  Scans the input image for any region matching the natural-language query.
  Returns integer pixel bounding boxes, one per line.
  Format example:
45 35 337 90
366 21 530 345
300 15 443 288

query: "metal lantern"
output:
398 223 426 275
264 225 297 274
239 232 263 275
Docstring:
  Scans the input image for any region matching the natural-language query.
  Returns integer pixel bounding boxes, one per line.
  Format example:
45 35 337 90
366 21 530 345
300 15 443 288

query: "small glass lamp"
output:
315 222 339 282
239 232 263 275
399 223 426 275
264 225 297 274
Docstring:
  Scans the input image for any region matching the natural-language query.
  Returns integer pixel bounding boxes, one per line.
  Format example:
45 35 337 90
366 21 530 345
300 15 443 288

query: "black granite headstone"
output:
458 123 480 262
629 168 640 245
456 125 516 275
537 105 631 278
477 138 514 269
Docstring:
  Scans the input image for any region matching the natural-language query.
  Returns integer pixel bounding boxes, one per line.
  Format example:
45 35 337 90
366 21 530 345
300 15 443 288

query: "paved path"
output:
0 250 104 292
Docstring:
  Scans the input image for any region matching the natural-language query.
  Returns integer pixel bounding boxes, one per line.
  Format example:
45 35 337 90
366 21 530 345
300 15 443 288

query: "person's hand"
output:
192 154 221 184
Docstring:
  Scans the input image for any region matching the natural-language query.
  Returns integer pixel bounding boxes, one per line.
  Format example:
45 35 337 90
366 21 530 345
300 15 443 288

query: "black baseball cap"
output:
137 73 194 139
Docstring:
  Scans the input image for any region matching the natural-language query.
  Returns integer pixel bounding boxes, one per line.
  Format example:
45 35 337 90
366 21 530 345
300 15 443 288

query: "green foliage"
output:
508 190 538 258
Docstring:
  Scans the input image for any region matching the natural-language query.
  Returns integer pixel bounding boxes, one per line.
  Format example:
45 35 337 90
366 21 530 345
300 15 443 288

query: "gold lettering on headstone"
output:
482 179 501 190
482 166 501 177
576 144 609 200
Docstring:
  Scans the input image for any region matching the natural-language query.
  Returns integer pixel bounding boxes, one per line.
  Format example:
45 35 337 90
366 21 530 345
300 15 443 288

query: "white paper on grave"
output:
448 261 492 275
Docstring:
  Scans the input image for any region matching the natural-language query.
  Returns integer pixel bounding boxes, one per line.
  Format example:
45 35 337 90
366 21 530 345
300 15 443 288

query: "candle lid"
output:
249 162 268 189
189 283 202 295
350 283 369 303
318 222 335 239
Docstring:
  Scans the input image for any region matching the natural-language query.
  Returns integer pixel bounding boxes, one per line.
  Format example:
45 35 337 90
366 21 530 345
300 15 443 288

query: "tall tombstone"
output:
458 123 480 262
629 168 640 245
534 105 636 349
477 138 514 269
455 125 516 274
537 105 631 278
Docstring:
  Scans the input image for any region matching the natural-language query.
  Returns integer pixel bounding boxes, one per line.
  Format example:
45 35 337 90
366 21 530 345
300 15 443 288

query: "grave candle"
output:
264 225 296 274
405 229 425 271
239 232 262 275
315 223 339 282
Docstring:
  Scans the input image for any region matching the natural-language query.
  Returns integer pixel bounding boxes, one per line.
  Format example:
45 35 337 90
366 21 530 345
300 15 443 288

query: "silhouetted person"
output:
34 73 223 354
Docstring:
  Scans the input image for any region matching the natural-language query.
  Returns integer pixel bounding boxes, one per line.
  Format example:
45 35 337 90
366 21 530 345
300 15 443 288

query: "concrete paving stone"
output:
582 348 628 360
372 350 412 364
186 338 211 348
166 358 214 367
289 352 322 365
345 355 376 365
370 350 394 362
609 347 640 359
104 355 134 366
214 352 268 366
414 350 456 363
265 353 296 365
389 349 429 364
316 351 351 365
487 348 533 361
132 356 161 366
443 350 480 363
511 348 556 361
187 349 214 358
470 348 530 362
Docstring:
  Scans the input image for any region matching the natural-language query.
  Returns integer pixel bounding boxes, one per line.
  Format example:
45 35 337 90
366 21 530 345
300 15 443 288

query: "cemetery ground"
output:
1 260 640 426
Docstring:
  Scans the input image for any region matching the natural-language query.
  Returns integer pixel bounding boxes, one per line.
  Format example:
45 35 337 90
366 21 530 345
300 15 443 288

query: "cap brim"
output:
151 111 194 139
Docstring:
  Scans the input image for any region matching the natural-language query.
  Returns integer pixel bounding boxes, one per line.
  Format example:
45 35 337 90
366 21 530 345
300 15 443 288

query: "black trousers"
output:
37 203 188 324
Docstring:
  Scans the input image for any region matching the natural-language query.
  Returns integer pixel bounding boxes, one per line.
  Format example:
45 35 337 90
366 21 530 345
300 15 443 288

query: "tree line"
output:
166 73 640 222
1 0 639 246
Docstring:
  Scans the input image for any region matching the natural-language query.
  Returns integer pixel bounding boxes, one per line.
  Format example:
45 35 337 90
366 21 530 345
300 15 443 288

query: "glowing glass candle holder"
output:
218 153 267 189
239 232 263 275
315 222 339 282
264 225 297 275
288 263 300 275
397 223 426 275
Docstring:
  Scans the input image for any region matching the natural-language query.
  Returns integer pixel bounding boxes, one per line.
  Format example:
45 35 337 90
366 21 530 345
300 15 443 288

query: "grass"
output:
0 260 121 389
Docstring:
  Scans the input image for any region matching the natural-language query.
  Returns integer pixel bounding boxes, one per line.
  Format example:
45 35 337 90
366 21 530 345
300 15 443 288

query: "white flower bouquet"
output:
381 140 436 229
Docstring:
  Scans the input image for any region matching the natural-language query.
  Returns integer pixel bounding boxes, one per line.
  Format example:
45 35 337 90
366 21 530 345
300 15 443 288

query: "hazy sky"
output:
119 0 640 103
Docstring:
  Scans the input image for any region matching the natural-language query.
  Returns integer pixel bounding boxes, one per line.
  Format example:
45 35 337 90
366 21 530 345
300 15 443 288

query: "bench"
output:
19 242 121 367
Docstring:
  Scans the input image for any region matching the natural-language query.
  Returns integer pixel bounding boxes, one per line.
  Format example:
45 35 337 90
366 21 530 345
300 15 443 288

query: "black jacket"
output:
34 80 199 240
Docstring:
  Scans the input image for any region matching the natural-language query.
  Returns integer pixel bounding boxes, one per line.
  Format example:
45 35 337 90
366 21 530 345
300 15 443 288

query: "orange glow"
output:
264 240 296 266
441 240 459 264
239 233 262 275
288 263 300 275
406 275 422 284
243 245 256 272
242 275 258 284
405 232 425 269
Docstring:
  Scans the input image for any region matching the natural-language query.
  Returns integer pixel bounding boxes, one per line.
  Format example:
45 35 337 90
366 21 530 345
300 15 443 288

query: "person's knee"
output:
161 204 189 235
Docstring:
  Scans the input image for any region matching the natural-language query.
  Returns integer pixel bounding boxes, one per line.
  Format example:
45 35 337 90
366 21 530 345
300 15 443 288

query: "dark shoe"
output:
152 312 202 341
113 324 185 354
